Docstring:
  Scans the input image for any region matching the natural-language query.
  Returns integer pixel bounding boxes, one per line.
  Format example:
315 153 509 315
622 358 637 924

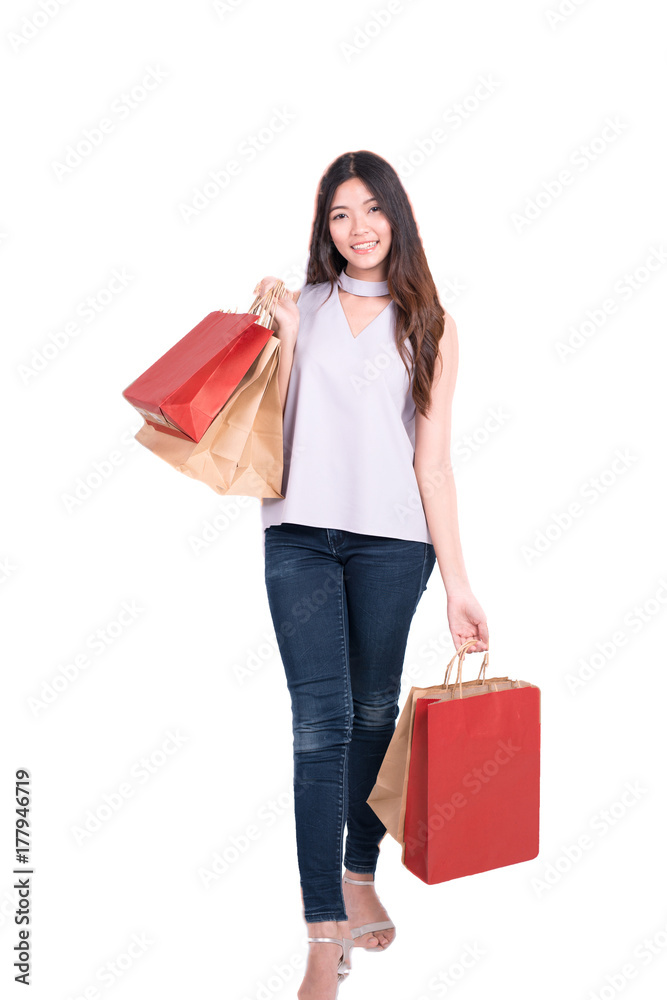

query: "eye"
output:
332 212 345 221
369 205 381 213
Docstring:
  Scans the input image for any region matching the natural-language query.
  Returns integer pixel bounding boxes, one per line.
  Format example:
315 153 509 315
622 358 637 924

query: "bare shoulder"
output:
435 309 459 377
442 309 458 339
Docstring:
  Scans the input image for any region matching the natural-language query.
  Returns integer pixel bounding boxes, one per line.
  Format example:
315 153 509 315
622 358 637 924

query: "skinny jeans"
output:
263 522 437 922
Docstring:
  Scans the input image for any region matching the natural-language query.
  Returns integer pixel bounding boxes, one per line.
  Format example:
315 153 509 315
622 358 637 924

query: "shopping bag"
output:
134 333 285 498
367 639 540 884
122 283 286 442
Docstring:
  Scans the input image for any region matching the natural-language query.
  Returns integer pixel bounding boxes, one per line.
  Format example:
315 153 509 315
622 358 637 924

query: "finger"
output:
459 635 482 653
254 276 276 296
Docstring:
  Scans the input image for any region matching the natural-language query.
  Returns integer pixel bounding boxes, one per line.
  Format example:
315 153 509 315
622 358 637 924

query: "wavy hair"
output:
303 150 446 417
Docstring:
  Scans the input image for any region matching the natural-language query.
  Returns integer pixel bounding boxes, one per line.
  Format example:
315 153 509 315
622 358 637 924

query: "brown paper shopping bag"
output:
135 334 284 498
367 639 538 848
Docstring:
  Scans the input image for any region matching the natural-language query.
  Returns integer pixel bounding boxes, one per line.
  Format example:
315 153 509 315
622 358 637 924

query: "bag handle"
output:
442 638 490 697
219 279 288 332
248 279 287 330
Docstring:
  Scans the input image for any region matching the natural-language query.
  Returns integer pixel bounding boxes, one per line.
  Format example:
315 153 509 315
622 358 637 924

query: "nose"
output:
349 213 371 235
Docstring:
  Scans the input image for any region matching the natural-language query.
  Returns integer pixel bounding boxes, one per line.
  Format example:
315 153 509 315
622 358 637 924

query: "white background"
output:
2 1 666 998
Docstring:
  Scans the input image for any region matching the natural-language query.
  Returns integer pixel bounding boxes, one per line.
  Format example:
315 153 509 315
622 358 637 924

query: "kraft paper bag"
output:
367 640 539 849
401 673 540 883
123 279 288 442
135 335 284 499
123 311 276 442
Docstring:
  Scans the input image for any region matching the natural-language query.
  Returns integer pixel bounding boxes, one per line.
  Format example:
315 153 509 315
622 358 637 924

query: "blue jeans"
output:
263 522 437 923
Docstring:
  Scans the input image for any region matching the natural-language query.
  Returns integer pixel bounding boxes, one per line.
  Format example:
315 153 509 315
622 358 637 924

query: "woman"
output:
255 150 488 1000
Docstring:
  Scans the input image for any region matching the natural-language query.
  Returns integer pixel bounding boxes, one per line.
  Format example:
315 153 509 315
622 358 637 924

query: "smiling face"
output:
328 176 392 281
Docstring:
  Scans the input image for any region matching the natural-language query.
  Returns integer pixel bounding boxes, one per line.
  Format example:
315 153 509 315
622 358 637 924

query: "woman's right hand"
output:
254 276 300 340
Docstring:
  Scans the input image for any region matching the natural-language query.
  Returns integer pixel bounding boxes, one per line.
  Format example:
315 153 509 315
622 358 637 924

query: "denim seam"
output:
409 543 429 618
334 561 350 920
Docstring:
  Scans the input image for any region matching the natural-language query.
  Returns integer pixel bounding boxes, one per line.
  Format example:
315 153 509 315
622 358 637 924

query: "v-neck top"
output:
260 269 433 546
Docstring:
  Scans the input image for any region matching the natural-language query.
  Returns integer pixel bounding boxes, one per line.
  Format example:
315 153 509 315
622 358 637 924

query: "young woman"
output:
255 150 488 1000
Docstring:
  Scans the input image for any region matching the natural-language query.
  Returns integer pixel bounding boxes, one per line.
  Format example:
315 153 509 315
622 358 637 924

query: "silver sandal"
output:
342 875 396 950
306 935 353 994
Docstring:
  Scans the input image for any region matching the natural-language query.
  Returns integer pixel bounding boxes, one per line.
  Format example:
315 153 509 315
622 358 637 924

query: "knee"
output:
293 720 353 753
351 698 397 731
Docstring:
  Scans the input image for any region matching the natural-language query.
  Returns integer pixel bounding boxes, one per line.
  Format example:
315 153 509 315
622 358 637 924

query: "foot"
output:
342 870 396 950
298 920 353 1000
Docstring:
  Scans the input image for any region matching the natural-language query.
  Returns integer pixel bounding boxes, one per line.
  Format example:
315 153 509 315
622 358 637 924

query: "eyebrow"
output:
329 197 378 212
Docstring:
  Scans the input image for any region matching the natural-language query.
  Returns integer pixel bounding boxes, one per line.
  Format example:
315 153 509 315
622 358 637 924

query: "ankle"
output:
343 869 374 881
306 919 340 936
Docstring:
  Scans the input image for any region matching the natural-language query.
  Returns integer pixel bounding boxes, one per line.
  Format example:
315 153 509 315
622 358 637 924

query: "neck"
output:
338 267 390 297
343 264 388 283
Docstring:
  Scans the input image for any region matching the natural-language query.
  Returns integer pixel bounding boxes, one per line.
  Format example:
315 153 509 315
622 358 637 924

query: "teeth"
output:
353 241 377 249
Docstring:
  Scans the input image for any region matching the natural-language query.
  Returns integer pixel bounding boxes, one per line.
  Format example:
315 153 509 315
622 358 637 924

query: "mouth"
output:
351 240 378 254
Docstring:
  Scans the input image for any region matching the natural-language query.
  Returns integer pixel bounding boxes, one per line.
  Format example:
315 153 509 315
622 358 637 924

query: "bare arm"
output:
414 311 489 652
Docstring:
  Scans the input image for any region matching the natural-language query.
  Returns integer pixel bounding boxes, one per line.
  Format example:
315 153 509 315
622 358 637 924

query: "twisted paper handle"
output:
442 638 491 697
219 279 288 332
248 279 288 330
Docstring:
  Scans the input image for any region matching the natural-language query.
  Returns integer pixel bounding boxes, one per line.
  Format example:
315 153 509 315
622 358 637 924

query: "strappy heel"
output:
342 875 396 950
306 935 353 995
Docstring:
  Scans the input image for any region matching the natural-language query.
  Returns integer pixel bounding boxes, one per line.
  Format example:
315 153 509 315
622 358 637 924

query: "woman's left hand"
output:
446 588 489 653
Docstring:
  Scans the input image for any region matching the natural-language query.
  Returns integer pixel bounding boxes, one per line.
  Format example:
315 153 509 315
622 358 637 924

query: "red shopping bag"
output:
401 641 540 884
122 287 283 442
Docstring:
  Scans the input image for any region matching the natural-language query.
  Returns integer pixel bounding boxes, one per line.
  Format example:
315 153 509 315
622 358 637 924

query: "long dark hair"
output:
304 150 446 417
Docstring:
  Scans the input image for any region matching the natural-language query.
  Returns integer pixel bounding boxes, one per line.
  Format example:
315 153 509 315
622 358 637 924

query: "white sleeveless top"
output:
260 268 433 546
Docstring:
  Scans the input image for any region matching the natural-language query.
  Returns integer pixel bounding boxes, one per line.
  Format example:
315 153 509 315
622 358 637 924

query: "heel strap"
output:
343 875 375 885
308 936 343 946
